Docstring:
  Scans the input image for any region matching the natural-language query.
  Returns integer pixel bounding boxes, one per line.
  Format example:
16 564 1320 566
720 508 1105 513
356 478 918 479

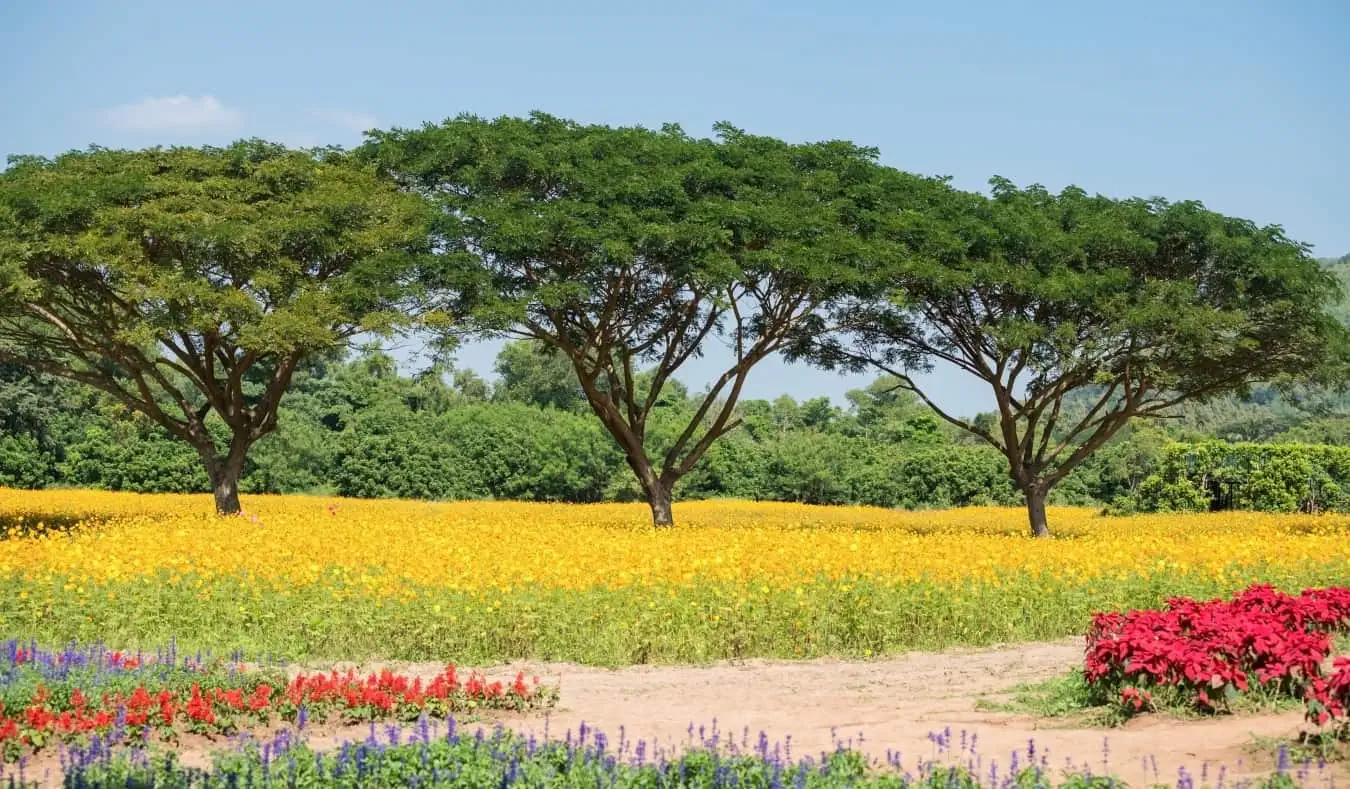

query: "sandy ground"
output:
15 639 1344 787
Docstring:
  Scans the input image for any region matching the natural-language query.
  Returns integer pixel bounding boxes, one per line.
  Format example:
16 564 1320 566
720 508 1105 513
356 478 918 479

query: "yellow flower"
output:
0 487 1347 652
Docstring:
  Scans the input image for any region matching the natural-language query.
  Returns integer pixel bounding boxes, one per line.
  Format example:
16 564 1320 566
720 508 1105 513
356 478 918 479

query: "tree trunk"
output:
647 481 674 528
198 442 248 516
209 465 242 515
1025 485 1050 538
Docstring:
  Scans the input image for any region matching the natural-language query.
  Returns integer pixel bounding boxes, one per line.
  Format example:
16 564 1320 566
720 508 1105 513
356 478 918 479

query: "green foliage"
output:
809 178 1348 535
0 141 443 512
8 338 1350 517
438 404 619 502
59 419 208 494
0 434 51 488
364 113 926 524
331 406 471 500
492 340 586 412
1128 441 1350 514
857 445 1018 510
759 431 864 505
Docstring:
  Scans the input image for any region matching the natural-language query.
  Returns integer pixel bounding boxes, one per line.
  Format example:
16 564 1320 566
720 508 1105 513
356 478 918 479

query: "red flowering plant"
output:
275 665 555 724
1083 584 1350 728
0 641 557 761
1304 657 1350 735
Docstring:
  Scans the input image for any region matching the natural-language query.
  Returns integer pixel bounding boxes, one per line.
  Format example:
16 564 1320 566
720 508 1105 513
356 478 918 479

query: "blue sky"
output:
3 0 1346 416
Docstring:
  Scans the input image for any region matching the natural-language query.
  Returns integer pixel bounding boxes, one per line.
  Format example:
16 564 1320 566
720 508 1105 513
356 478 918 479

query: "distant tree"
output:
809 178 1347 536
367 113 911 526
492 340 586 411
1320 254 1350 326
798 396 839 431
0 141 442 513
768 395 804 434
843 376 945 444
451 368 491 402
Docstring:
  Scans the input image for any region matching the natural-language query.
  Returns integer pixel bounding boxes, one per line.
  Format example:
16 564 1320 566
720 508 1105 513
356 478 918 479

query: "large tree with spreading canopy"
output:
365 113 923 526
0 141 444 513
806 178 1347 536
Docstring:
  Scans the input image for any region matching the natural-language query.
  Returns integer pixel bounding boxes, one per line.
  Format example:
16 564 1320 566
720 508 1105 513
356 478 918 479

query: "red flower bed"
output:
0 664 556 758
280 665 551 722
1084 584 1350 729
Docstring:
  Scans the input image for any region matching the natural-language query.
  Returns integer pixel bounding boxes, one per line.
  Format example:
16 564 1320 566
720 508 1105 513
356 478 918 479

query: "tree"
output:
0 363 66 486
492 340 586 411
809 178 1347 536
451 368 491 402
843 375 945 444
366 113 908 526
0 141 441 513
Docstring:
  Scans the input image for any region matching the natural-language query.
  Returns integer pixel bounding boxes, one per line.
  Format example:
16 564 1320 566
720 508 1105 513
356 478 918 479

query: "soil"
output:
14 639 1344 787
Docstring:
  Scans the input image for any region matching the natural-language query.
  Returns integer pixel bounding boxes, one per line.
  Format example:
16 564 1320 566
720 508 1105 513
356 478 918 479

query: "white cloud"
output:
98 95 242 132
310 109 379 135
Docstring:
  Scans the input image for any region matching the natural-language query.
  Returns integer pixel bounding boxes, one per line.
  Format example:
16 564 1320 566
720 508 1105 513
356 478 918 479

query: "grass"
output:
1248 731 1350 766
974 670 1118 726
976 670 1305 728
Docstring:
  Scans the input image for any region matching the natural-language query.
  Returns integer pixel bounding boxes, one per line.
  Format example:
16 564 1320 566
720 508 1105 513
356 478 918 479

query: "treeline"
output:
0 347 1018 507
8 342 1350 513
1128 442 1350 514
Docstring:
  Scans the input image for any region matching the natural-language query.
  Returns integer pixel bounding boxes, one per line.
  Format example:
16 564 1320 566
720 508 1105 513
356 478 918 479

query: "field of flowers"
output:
2 488 1349 664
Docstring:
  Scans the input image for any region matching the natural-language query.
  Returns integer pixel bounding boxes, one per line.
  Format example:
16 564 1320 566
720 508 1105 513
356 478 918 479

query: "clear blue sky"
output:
3 0 1346 416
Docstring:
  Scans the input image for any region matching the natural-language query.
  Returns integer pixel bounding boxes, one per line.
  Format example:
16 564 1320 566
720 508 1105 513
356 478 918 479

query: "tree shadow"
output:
0 511 107 539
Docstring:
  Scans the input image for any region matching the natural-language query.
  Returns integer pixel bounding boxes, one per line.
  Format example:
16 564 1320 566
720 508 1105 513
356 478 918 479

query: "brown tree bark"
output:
647 481 674 528
198 440 250 515
1025 484 1050 538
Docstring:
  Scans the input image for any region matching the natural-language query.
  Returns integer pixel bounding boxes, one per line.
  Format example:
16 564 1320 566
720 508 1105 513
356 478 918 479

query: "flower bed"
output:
0 640 556 760
1083 584 1350 732
49 718 1337 789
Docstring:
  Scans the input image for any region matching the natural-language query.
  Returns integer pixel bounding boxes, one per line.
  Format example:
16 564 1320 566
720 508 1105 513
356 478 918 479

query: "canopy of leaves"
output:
809 177 1347 517
0 141 442 457
362 113 931 519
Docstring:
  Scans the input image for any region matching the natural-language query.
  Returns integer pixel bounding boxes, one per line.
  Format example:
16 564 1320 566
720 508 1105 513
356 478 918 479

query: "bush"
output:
854 445 1016 509
331 408 475 500
58 422 207 493
438 404 620 502
1124 441 1350 514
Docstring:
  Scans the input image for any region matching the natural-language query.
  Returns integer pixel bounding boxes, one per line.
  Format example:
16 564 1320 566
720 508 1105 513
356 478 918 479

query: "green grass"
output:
975 670 1118 725
5 566 1350 665
1248 731 1350 766
977 670 1305 728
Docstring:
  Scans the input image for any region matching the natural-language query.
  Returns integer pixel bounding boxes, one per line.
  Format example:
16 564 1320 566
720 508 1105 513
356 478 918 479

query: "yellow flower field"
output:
1 488 1348 664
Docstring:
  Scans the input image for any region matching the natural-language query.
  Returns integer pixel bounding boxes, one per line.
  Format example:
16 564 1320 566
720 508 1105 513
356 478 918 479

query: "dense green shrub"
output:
438 404 620 502
1127 441 1350 513
59 421 208 494
854 445 1017 509
331 408 475 500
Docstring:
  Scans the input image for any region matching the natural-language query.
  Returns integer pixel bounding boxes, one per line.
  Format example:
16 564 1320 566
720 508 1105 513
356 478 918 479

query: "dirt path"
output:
19 640 1342 786
310 639 1332 784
